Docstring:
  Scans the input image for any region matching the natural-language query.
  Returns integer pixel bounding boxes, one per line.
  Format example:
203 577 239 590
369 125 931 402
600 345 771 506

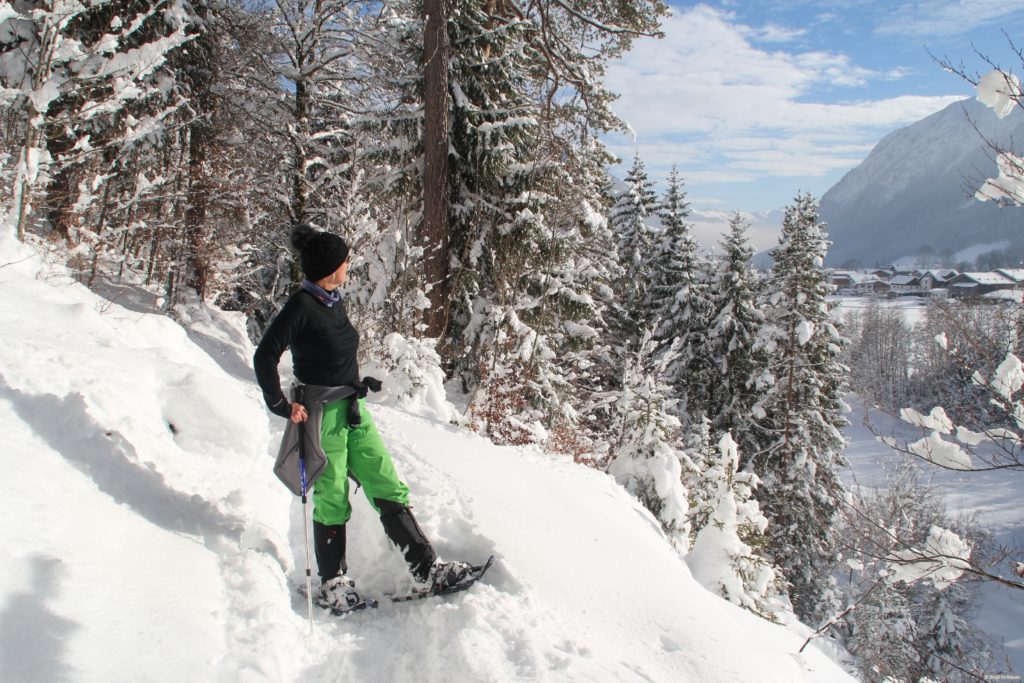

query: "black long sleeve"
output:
253 290 360 417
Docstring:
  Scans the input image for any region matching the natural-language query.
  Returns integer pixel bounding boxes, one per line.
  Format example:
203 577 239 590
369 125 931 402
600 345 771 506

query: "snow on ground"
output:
842 399 1024 676
0 235 855 682
830 294 930 329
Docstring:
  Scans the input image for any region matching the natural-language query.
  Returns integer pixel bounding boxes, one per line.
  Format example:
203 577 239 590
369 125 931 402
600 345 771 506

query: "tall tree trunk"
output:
44 96 79 240
421 0 450 338
183 3 216 300
292 75 308 225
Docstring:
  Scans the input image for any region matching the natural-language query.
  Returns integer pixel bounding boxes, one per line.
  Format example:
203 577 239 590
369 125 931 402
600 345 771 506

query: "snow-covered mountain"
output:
0 233 855 682
821 97 1024 267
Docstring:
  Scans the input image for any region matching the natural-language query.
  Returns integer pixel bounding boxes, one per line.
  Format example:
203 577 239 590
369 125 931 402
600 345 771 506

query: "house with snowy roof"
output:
996 269 1024 288
920 269 958 290
889 274 923 294
947 272 1016 298
829 271 862 290
855 274 890 296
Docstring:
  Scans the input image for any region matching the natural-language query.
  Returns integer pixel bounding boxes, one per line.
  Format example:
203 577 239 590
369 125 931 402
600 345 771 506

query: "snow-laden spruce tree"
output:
608 153 659 347
436 0 567 444
750 192 849 625
341 0 665 446
686 433 780 618
643 166 713 424
705 211 766 461
537 157 626 459
608 335 692 551
1 0 193 243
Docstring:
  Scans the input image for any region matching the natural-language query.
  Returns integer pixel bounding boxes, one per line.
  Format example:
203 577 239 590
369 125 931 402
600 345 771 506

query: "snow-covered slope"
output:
820 97 1024 267
0 235 855 682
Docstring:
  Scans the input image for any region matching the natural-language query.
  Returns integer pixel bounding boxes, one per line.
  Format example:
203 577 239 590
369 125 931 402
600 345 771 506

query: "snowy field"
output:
0 235 857 682
830 294 930 329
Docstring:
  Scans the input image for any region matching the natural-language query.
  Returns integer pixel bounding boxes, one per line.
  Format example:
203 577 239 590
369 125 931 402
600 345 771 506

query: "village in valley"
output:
829 265 1024 302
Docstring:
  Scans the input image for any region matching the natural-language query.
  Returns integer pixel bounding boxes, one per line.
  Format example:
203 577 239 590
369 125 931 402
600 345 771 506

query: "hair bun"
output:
290 223 318 251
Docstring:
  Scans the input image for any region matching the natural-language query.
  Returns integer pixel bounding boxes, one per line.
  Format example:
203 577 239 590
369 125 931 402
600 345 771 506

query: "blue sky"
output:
603 1 1024 213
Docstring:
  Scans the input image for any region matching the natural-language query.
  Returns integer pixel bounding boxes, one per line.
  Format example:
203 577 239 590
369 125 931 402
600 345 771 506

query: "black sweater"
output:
254 290 360 417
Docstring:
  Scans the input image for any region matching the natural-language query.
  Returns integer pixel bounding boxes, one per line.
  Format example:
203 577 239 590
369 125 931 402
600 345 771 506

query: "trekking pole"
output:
299 419 314 633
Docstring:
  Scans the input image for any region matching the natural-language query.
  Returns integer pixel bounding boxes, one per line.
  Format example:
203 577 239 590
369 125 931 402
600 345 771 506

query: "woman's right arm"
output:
253 299 302 419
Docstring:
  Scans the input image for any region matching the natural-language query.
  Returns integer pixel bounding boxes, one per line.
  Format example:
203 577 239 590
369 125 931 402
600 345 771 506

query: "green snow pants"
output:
312 398 410 526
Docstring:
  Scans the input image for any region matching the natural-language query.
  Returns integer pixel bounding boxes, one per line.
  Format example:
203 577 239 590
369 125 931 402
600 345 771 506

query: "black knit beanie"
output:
290 224 350 281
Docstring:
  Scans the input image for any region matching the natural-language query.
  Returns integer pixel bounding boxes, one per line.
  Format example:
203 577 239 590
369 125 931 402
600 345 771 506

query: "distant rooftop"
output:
959 272 1016 285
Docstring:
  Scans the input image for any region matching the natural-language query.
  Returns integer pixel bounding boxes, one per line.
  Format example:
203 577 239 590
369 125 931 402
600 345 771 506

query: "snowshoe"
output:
298 576 378 616
388 556 495 603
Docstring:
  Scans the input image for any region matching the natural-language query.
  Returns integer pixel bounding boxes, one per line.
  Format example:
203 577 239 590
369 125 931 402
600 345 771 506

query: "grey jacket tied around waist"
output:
273 380 381 496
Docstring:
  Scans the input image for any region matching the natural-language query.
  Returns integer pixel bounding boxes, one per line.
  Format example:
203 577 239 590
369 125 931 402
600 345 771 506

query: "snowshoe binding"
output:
299 575 378 616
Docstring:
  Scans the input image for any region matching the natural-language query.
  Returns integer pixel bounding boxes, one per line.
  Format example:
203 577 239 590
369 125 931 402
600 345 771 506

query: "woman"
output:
254 224 468 610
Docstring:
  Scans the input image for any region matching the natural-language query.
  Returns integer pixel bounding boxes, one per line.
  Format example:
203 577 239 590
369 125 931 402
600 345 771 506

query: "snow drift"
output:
0 234 854 682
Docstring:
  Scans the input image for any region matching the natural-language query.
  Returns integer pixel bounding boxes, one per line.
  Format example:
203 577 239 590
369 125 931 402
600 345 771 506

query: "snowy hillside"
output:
0 235 855 682
820 97 1024 267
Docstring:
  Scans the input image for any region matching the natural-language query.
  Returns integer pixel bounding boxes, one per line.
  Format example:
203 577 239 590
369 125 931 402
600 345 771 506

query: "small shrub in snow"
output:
686 433 780 618
362 333 458 423
608 340 692 551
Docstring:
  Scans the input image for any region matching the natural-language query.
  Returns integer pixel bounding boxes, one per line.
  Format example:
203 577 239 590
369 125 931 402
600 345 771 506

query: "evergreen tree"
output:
644 166 712 424
706 212 766 462
608 335 692 551
0 0 192 241
608 152 658 345
342 0 668 447
751 192 849 625
686 433 780 618
647 165 691 321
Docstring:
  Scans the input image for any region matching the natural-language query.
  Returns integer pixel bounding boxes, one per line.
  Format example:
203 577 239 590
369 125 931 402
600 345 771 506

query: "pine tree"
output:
0 0 193 244
608 153 658 345
751 192 848 625
645 166 712 424
1 0 192 242
647 165 692 320
706 212 766 463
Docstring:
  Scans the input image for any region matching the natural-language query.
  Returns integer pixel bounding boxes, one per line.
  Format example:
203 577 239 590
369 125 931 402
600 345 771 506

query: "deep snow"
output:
0 236 857 682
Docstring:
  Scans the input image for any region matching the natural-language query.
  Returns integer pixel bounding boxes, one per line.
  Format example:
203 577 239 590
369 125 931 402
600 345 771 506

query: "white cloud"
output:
877 0 1024 38
739 22 807 43
603 4 963 208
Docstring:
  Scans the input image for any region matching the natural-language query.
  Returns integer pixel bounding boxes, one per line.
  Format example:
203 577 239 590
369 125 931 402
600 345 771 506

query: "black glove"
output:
346 397 362 427
362 376 382 392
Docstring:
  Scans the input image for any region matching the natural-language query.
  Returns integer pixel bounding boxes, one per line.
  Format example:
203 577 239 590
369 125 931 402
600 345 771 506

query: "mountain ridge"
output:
820 97 1024 267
